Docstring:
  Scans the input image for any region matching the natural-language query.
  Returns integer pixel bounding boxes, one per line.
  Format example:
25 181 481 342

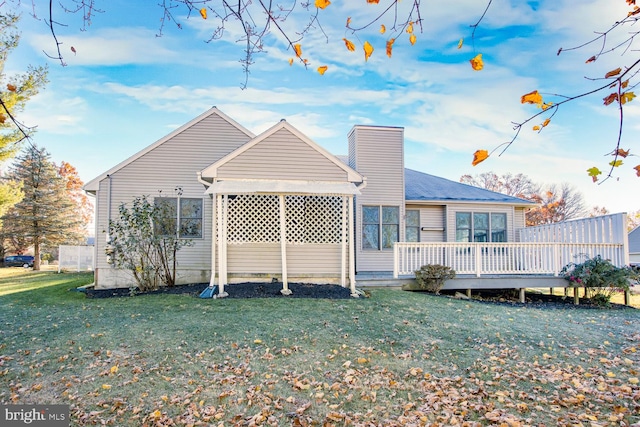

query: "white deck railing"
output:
393 242 627 278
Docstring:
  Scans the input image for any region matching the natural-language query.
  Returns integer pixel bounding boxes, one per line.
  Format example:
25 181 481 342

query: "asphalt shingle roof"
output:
404 168 534 205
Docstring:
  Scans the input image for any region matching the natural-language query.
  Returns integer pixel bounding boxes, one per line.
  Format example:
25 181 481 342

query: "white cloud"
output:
27 28 183 66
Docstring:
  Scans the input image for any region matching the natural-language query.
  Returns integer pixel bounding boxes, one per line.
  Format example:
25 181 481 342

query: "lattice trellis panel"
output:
226 195 280 244
286 195 345 244
223 194 347 245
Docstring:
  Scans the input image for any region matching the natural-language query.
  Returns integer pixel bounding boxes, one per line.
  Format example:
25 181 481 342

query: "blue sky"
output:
3 0 639 213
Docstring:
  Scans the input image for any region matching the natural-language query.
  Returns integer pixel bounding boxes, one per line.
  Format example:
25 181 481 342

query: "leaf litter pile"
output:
1 286 639 426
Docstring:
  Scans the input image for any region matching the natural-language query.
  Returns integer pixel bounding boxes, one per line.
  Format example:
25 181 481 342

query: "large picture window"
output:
363 206 399 250
154 197 203 238
455 212 506 243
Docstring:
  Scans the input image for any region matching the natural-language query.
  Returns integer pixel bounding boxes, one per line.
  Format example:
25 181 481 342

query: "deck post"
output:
519 288 525 303
209 193 217 287
573 287 579 305
393 244 398 279
466 288 471 298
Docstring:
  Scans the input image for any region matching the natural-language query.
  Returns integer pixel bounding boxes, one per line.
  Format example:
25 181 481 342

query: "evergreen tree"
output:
2 145 84 270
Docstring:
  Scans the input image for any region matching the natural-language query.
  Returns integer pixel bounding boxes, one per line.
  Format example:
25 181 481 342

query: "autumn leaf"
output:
199 8 207 19
587 166 602 182
521 90 543 106
605 67 622 78
542 118 551 127
406 22 414 34
615 148 630 157
366 0 380 3
314 0 331 9
364 41 374 61
6 84 16 92
533 125 541 131
294 43 302 57
621 92 636 104
470 53 483 71
472 149 489 166
346 17 351 27
288 58 293 66
317 65 328 75
622 79 629 88
603 93 618 105
386 39 395 57
585 55 596 63
380 24 386 34
635 165 640 177
70 46 76 55
409 34 417 45
609 159 623 167
457 38 463 49
0 114 5 124
343 38 356 52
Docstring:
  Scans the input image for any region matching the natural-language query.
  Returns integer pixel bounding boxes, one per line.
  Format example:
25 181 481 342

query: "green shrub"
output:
561 255 638 306
414 264 456 294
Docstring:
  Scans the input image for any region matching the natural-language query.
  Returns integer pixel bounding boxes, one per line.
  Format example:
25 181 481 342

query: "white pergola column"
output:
217 194 229 298
279 195 291 295
340 196 347 287
209 193 217 287
349 195 357 297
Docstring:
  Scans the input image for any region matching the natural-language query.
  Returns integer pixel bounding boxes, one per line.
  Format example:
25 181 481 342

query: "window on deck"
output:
455 212 506 243
405 210 420 242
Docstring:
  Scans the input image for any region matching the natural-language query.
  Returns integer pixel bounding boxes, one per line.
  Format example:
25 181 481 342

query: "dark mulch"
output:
438 288 636 310
83 283 635 309
84 282 353 299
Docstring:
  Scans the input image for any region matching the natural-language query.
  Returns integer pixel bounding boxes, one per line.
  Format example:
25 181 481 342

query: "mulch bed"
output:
84 282 353 299
438 288 635 310
83 283 635 309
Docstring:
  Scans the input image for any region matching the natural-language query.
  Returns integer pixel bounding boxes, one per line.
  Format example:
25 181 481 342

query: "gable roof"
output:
404 168 535 206
200 120 363 183
83 107 255 193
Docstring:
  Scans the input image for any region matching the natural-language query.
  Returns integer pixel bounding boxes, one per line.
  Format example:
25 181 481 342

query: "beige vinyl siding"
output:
227 245 281 273
405 204 445 242
92 112 252 287
287 244 342 274
349 126 404 272
446 203 517 242
217 128 349 181
514 207 526 241
227 244 342 276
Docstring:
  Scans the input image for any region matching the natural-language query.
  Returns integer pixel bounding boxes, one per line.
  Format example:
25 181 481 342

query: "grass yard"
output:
1 269 639 426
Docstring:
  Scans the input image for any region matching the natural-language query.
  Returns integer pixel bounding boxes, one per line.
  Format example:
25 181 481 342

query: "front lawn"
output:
1 269 639 426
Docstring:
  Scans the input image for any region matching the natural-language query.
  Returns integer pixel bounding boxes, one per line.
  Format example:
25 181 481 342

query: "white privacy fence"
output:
394 213 629 278
58 245 95 272
519 213 628 246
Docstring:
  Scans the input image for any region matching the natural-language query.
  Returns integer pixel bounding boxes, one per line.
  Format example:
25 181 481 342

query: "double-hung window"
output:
455 212 506 243
362 206 399 250
154 197 203 238
405 210 420 242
